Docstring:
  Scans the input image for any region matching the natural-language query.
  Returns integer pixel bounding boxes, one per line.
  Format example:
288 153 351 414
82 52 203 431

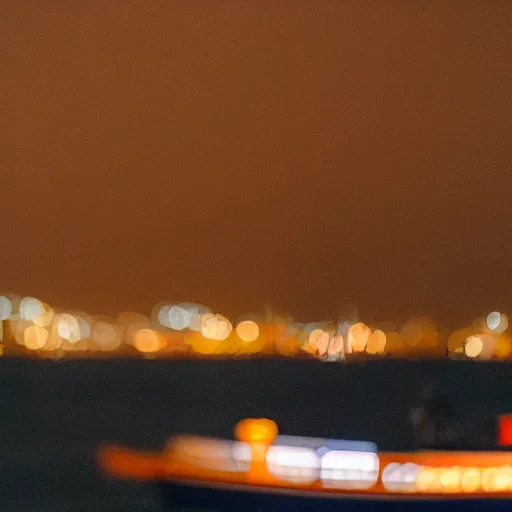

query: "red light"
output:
498 415 512 446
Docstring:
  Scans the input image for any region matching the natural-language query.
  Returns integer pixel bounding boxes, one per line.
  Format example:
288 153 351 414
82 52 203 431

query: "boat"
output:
99 417 512 510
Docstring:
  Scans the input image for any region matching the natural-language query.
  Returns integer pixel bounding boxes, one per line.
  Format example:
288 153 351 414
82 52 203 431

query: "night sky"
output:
2 2 511 326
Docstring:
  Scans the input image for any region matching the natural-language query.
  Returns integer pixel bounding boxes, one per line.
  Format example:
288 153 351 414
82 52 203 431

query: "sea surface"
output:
0 359 510 511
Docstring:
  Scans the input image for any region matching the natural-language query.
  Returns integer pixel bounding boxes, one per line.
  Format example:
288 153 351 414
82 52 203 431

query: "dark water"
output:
1 359 511 511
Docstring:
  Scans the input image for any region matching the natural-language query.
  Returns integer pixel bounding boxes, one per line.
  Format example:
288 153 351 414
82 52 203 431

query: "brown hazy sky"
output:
1 2 511 325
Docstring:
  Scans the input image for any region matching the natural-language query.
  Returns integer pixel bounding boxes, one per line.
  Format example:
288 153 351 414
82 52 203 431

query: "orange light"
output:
235 418 278 446
235 321 260 343
366 329 387 355
439 468 461 492
23 325 49 350
133 329 163 353
348 322 371 353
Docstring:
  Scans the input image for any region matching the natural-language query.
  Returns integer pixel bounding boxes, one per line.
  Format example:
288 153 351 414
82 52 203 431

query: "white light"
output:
0 297 12 321
487 312 502 331
19 297 45 322
57 314 82 343
180 303 211 332
168 305 192 330
266 446 320 484
382 462 421 492
157 304 172 328
320 450 379 489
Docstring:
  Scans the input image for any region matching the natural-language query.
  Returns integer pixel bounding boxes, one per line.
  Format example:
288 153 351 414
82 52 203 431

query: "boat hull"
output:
157 480 512 511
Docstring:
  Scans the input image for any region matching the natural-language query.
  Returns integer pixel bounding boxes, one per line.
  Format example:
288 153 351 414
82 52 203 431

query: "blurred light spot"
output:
133 329 163 353
92 321 122 351
19 297 45 322
157 304 172 328
168 305 192 331
321 450 379 489
366 330 387 355
348 322 371 353
416 468 439 492
439 468 460 491
482 468 497 492
267 446 320 484
0 297 12 321
327 334 344 357
448 328 474 354
201 314 232 341
179 303 211 332
24 325 49 350
487 312 508 334
33 304 54 328
382 462 420 492
461 468 481 492
307 329 324 351
235 320 260 343
57 314 82 343
487 312 502 331
465 335 484 358
14 320 32 345
186 331 220 355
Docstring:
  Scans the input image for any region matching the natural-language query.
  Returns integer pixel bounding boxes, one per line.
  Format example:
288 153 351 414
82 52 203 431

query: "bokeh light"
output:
235 320 260 343
348 322 371 353
366 330 387 355
23 325 49 351
133 329 163 353
465 335 484 358
19 297 45 322
57 314 82 343
0 296 12 321
201 313 232 341
92 320 122 352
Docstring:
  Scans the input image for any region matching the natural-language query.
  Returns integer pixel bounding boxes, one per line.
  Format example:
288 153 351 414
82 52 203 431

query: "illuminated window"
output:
382 462 420 492
173 438 251 473
266 446 320 484
320 450 379 489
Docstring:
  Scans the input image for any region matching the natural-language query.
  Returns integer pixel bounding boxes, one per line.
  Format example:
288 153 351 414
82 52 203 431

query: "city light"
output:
1 293 512 361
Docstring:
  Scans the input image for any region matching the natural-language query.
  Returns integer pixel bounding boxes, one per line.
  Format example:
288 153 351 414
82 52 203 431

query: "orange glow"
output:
366 330 387 355
416 468 438 492
494 335 512 359
439 468 461 492
461 468 481 492
235 418 279 446
448 329 474 354
311 331 330 356
327 334 344 357
185 331 220 355
23 325 49 350
348 322 371 353
133 329 163 353
275 336 301 357
235 320 260 343
307 329 324 351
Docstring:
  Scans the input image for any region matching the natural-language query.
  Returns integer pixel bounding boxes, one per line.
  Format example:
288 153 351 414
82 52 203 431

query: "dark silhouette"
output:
409 383 464 450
